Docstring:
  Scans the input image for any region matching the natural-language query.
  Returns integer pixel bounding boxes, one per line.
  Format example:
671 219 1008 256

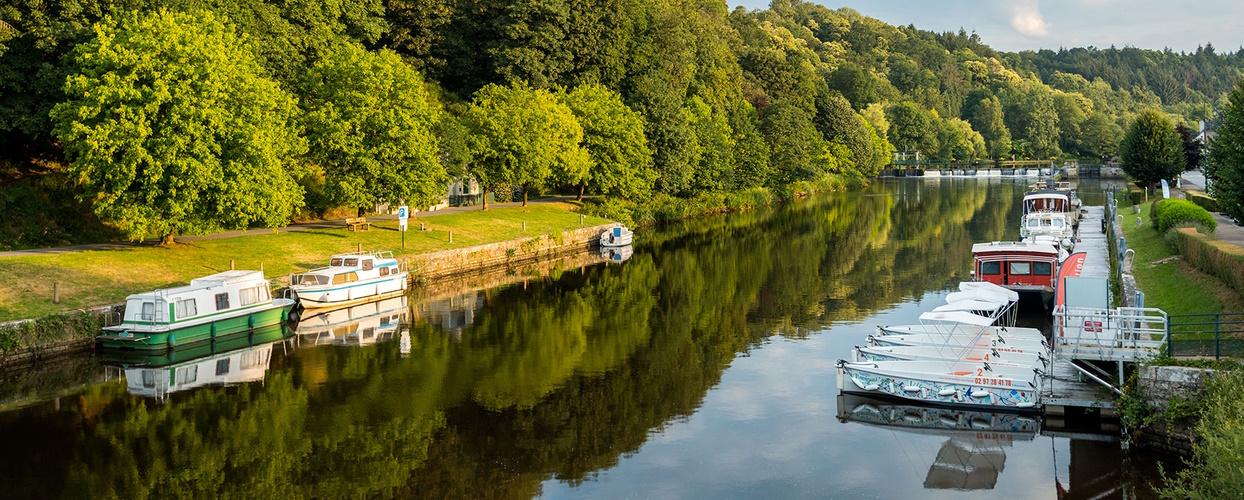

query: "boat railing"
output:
1053 305 1167 362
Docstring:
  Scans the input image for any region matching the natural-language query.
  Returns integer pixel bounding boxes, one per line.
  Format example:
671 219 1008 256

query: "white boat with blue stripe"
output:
600 226 633 247
288 251 408 309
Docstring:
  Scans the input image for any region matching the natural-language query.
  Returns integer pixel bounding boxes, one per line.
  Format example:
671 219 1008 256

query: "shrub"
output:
1186 190 1220 213
1159 370 1244 499
1167 228 1244 296
1152 199 1216 233
1128 183 1146 206
0 310 106 353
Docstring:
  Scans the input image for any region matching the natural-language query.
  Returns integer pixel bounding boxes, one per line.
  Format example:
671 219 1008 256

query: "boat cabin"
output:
120 270 273 327
1022 190 1073 215
290 252 402 287
971 242 1060 293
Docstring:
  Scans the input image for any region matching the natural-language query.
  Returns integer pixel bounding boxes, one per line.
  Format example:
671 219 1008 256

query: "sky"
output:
728 0 1244 54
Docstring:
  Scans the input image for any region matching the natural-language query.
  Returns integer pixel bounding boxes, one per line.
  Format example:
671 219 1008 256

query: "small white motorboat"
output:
837 358 1043 410
600 226 633 247
288 251 408 309
853 344 1049 368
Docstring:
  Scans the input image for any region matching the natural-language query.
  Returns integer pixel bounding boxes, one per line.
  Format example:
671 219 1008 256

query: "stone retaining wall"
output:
0 338 96 370
408 223 617 281
1136 365 1214 456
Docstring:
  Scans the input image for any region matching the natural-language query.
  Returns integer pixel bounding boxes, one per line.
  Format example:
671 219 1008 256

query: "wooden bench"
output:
345 217 370 232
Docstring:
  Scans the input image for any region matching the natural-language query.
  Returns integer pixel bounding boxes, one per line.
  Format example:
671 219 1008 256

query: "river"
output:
0 178 1178 499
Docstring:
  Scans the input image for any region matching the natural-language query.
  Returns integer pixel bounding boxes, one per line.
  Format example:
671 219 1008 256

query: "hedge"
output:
1151 198 1217 234
1167 228 1244 296
1186 190 1220 213
1127 183 1146 206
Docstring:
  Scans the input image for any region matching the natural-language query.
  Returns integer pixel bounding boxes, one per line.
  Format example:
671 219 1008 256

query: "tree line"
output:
0 0 1239 242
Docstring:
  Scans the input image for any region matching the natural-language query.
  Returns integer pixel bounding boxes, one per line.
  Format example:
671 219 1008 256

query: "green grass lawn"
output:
0 202 608 322
1119 201 1243 315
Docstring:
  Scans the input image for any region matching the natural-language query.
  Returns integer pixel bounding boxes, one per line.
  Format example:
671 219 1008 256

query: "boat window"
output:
216 359 231 375
347 272 358 282
1053 220 1064 228
216 293 230 310
332 274 346 285
240 287 260 306
1034 261 1054 276
1027 219 1039 228
176 299 198 319
379 267 390 276
1009 262 1032 275
140 302 155 321
362 259 373 271
142 371 156 388
330 258 343 266
980 261 1001 275
344 258 358 267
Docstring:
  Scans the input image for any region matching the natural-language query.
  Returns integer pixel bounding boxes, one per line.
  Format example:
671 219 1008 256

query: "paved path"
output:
1175 171 1244 248
0 196 583 258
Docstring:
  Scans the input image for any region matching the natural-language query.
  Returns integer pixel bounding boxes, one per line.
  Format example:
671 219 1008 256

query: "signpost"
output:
398 205 409 249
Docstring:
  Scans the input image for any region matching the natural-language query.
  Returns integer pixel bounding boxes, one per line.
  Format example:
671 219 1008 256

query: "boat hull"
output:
98 300 294 351
854 345 1048 368
292 274 408 310
837 361 1042 412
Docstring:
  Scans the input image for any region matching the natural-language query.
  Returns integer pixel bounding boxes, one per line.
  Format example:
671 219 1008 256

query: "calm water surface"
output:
0 178 1174 499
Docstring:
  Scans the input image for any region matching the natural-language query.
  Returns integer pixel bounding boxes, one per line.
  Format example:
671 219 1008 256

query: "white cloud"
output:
1010 1 1051 37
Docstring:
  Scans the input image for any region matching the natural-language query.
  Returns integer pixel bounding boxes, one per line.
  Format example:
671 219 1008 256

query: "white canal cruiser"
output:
288 251 408 309
98 270 296 351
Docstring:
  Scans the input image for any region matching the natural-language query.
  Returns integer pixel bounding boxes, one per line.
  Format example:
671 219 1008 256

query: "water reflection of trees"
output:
0 179 1027 498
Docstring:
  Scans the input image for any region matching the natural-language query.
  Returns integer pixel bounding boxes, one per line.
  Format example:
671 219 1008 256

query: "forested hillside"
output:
0 0 1239 247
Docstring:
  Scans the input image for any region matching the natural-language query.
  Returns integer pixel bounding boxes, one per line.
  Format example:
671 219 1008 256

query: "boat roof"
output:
128 270 266 300
945 289 1012 305
1024 190 1070 199
933 299 1005 313
972 241 1059 255
918 311 995 327
958 281 1021 301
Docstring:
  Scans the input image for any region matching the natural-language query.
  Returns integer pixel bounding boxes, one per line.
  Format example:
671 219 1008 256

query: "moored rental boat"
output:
113 325 290 399
98 270 295 351
288 251 408 309
600 226 634 247
837 358 1043 410
853 343 1049 368
971 241 1061 304
1023 188 1079 227
1019 211 1075 251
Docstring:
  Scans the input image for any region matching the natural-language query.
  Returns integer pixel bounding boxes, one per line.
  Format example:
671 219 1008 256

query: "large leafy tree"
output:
463 82 589 208
302 43 446 215
1120 109 1183 189
1209 82 1244 221
52 10 305 244
886 101 939 157
560 83 654 200
1175 122 1205 171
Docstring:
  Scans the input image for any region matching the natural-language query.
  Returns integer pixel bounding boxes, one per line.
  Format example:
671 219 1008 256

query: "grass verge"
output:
1118 201 1243 315
0 202 607 322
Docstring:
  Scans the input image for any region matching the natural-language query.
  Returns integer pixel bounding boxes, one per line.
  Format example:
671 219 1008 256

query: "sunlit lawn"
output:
0 202 608 321
1118 201 1241 315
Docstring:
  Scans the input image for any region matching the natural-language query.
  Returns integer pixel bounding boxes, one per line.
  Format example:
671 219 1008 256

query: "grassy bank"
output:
0 202 607 322
1118 201 1243 314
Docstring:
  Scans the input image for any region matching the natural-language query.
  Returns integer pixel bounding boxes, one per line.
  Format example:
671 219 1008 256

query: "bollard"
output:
523 221 526 231
53 282 60 304
1136 217 1142 228
449 231 453 243
230 259 235 270
580 214 584 225
357 243 362 253
421 222 425 231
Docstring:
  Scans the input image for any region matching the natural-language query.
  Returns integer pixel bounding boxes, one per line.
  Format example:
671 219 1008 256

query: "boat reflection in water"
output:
293 295 408 347
600 244 633 264
836 393 1039 491
102 324 293 400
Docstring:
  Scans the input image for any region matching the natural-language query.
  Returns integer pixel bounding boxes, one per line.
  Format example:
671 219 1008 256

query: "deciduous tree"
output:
302 43 446 215
1209 82 1244 221
560 84 654 200
1120 109 1183 189
52 10 305 244
463 82 589 208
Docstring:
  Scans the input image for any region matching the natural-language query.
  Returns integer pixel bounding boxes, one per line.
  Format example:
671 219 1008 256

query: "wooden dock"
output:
1042 205 1122 418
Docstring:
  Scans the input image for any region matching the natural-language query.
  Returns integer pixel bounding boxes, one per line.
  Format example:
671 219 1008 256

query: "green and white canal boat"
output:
98 270 295 351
